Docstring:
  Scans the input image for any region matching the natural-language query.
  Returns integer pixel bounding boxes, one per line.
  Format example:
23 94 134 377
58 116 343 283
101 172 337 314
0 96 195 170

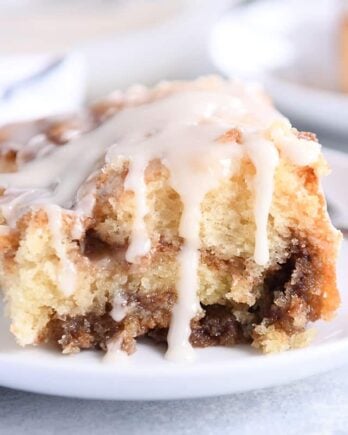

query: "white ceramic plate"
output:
210 0 348 135
0 148 347 401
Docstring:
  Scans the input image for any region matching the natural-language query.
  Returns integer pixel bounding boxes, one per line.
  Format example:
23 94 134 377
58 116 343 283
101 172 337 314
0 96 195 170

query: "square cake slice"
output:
0 76 341 361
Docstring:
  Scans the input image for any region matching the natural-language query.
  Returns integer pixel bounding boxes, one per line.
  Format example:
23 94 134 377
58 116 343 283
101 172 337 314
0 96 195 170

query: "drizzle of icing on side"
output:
163 142 243 361
111 292 128 322
103 335 129 364
123 156 151 263
166 246 200 362
245 135 279 266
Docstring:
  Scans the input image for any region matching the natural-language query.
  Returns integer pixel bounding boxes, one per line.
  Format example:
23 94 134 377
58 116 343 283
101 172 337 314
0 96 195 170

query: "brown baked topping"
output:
90 99 123 123
45 119 84 145
217 128 243 144
296 130 318 142
47 311 120 353
190 305 246 347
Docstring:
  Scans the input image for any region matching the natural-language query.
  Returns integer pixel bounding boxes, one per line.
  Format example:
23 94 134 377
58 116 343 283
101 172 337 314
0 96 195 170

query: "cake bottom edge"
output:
5 230 340 356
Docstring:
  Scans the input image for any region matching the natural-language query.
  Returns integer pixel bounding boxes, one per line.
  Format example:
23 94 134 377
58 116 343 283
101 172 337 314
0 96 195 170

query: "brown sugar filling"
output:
251 240 315 336
47 307 120 353
45 237 318 353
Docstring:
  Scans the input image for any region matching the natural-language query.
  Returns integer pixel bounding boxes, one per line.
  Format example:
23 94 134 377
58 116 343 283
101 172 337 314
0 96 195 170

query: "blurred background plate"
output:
0 0 237 102
0 53 86 124
210 0 348 136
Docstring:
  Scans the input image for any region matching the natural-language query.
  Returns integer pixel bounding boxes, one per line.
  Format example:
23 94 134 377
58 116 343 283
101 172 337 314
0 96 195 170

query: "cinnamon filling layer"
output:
45 237 316 354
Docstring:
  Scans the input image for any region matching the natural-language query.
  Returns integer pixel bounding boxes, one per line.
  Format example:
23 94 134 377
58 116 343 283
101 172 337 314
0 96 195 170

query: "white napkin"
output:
0 53 86 125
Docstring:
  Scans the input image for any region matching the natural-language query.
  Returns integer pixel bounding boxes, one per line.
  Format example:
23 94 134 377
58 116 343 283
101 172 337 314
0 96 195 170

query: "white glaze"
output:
16 134 55 167
103 335 129 364
123 155 151 263
111 292 128 322
0 79 322 362
245 134 279 266
0 188 50 227
270 122 321 166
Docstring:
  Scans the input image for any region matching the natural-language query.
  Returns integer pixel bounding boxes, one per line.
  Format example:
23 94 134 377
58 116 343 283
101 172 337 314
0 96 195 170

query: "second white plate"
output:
210 0 348 135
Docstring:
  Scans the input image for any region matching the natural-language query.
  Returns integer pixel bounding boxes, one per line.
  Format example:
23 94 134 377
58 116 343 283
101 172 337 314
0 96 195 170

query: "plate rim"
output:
1 334 348 400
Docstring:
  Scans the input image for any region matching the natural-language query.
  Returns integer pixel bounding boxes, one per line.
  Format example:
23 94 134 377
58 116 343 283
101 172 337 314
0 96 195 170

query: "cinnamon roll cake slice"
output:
0 76 341 361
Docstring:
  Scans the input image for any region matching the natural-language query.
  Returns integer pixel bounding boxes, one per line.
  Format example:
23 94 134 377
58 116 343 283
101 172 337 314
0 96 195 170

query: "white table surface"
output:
1 365 348 435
